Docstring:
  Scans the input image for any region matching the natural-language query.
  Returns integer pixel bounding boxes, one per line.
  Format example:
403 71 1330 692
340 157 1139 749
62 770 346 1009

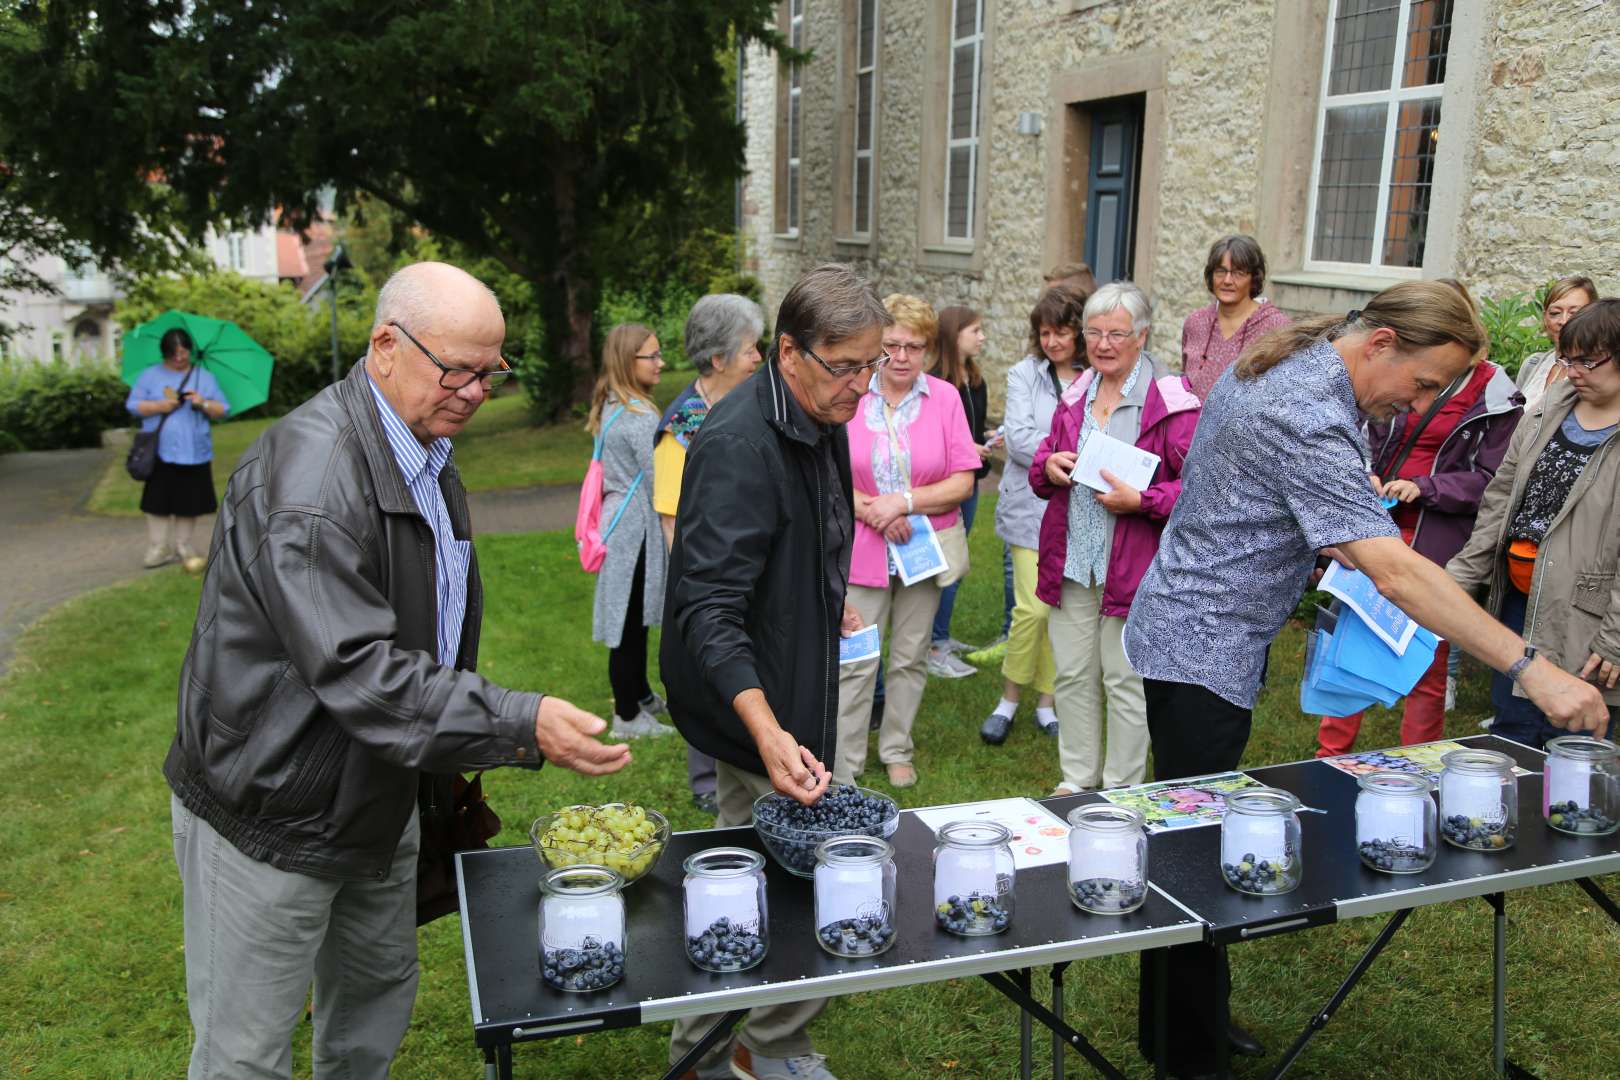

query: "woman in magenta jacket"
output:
1030 283 1202 795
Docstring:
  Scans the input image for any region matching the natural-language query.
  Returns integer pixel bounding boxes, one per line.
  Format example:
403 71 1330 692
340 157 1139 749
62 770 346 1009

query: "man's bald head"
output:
365 262 507 445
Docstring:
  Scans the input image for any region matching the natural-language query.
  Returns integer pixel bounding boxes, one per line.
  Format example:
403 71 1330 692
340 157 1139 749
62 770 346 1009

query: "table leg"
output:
1489 892 1506 1076
1018 968 1034 1080
1576 876 1620 927
663 1009 747 1080
1263 907 1410 1080
1152 950 1167 1080
979 971 1128 1080
495 1042 513 1080
483 1045 498 1080
1214 945 1231 1080
1051 962 1070 1080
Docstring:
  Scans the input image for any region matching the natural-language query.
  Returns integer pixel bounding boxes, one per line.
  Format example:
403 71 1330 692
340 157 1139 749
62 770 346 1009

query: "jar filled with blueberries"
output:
1543 736 1619 837
932 821 1015 935
1354 770 1437 874
1439 748 1518 851
814 835 897 958
1220 788 1303 895
682 847 769 973
1066 804 1148 915
538 865 626 993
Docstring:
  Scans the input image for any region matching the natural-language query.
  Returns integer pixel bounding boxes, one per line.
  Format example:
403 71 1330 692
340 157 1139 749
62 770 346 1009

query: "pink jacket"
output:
1029 363 1202 616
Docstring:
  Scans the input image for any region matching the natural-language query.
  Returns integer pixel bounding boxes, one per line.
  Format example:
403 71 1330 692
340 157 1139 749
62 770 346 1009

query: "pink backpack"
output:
575 405 645 572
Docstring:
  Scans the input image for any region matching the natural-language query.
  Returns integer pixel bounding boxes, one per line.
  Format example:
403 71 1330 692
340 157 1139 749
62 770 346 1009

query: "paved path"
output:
0 447 578 676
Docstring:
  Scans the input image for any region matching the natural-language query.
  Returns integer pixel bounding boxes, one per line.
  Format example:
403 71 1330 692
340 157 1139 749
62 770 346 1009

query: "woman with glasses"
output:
1179 235 1291 403
835 294 979 789
1450 298 1620 748
983 286 1090 746
1516 275 1599 414
587 323 675 739
1032 283 1198 796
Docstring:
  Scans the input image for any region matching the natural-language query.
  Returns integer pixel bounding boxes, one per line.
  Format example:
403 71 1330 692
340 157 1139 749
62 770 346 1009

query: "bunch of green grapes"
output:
538 803 664 879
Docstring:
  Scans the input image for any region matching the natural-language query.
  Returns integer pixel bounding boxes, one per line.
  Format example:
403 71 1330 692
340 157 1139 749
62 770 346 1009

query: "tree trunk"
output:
533 160 597 418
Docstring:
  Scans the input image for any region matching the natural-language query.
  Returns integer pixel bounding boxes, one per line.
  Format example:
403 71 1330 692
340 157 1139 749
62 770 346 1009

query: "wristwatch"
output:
1507 645 1538 684
903 490 914 514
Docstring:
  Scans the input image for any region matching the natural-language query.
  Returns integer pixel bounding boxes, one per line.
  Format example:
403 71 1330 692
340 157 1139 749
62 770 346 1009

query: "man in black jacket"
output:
165 261 629 1079
662 264 889 1080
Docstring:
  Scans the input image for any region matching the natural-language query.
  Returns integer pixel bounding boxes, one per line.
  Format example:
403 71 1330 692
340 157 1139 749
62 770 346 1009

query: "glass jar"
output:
682 847 769 973
1354 770 1437 873
1543 736 1620 836
1439 748 1518 851
814 835 897 957
1220 788 1303 895
1066 804 1148 914
932 821 1015 935
538 864 625 992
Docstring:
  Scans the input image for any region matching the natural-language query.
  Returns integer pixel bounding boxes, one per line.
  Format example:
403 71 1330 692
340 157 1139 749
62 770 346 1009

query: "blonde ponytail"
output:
1234 280 1486 381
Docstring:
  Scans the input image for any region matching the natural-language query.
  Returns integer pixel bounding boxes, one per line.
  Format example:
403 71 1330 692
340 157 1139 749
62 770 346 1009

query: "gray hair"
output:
684 293 765 376
771 263 892 360
1083 281 1152 334
370 262 501 336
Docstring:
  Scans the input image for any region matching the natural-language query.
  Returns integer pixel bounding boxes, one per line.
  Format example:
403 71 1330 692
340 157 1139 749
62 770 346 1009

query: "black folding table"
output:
454 735 1620 1079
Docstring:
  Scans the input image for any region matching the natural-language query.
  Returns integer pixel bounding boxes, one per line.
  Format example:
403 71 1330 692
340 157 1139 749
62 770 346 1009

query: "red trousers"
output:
1315 640 1450 758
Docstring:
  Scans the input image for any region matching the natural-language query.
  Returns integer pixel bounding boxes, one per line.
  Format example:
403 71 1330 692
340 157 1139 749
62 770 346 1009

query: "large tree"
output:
0 1 780 411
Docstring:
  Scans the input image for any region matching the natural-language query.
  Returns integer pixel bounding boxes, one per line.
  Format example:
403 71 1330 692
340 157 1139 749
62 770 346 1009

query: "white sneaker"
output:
937 637 974 654
925 647 977 679
143 544 176 569
610 710 677 738
733 1049 839 1080
638 691 669 717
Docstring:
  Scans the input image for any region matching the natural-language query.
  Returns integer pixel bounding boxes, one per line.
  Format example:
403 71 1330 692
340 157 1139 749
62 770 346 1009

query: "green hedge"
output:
0 358 131 453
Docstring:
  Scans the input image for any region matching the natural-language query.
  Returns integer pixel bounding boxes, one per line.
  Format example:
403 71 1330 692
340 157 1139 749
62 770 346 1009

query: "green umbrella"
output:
121 310 275 414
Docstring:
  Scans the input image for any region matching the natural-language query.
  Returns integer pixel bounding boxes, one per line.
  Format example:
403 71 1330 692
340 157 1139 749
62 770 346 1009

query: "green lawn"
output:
1 502 1615 1078
87 379 687 517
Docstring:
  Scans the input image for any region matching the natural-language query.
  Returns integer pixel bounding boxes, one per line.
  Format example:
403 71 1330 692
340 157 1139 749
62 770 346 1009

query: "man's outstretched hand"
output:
534 696 632 776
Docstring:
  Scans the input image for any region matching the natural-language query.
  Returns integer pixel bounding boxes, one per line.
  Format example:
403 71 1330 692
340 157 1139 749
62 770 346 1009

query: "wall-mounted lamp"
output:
1016 111 1044 136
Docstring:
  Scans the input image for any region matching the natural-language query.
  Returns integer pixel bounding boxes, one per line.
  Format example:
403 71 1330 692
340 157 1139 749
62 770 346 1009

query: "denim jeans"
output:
1001 542 1015 636
1489 586 1563 750
930 488 979 644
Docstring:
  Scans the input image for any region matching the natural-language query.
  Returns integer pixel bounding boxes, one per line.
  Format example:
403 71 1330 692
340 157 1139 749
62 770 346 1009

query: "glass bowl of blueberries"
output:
751 784 901 879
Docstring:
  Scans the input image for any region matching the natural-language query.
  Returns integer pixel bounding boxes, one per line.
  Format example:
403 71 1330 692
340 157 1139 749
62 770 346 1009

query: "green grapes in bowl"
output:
529 803 671 885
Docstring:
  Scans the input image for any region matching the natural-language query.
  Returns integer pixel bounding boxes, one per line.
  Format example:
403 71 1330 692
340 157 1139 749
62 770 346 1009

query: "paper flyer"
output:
1318 740 1531 781
886 513 948 586
1071 429 1160 493
912 798 1071 869
839 624 881 665
1318 562 1419 655
1098 772 1266 833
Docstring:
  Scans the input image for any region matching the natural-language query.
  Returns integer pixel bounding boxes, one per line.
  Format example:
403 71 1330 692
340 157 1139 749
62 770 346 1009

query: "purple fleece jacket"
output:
1029 368 1202 616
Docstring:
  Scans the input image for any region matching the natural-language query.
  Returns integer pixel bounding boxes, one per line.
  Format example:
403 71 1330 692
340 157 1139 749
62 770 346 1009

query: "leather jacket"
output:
164 361 543 882
660 360 853 776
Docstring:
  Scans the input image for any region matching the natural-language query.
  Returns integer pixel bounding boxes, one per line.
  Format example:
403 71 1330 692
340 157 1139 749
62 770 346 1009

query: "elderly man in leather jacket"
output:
164 261 629 1080
661 264 889 1080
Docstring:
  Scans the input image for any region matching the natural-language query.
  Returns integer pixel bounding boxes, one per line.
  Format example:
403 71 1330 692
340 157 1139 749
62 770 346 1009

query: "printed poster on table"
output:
886 513 948 586
1099 772 1266 833
912 798 1070 869
1318 739 1532 782
1318 562 1419 655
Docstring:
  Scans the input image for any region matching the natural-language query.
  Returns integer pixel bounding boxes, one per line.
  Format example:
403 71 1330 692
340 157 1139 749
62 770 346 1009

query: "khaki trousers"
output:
668 761 826 1068
834 577 942 782
1048 579 1150 790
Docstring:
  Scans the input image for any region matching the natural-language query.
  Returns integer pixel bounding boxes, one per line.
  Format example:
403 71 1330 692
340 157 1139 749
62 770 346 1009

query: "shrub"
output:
1478 283 1554 380
0 357 131 452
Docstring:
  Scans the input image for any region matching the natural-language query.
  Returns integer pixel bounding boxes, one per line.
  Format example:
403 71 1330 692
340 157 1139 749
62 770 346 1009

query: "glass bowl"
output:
529 803 670 886
751 785 901 878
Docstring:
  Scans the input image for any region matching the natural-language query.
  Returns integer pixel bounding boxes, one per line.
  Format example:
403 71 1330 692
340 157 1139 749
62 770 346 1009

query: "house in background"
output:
738 0 1616 399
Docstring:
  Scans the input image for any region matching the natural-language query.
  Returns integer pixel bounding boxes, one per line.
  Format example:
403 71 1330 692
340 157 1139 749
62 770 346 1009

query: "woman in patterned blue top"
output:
1124 280 1609 1077
125 328 231 568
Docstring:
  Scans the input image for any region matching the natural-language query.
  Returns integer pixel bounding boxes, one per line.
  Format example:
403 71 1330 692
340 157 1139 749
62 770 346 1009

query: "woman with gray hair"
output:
653 292 764 811
1031 282 1200 796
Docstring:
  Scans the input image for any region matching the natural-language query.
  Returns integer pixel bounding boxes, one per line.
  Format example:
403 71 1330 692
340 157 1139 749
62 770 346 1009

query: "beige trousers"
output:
834 578 942 782
1048 579 1150 790
668 761 826 1067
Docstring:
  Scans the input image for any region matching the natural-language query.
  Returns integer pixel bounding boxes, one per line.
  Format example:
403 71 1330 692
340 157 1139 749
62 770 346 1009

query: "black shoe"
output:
869 698 884 732
691 791 718 815
980 711 1013 745
1228 1021 1266 1057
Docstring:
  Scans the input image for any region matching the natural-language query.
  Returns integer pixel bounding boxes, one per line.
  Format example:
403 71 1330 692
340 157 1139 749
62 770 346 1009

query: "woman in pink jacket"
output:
1031 283 1202 795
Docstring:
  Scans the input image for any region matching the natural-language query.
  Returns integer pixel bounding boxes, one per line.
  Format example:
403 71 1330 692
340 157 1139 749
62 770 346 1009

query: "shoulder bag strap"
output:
152 366 197 435
594 404 627 460
601 471 645 540
1381 371 1468 479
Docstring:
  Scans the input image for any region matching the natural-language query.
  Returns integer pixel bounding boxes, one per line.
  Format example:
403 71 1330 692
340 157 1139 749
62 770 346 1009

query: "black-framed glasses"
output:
389 321 514 390
795 337 890 378
1555 353 1613 372
1212 267 1253 280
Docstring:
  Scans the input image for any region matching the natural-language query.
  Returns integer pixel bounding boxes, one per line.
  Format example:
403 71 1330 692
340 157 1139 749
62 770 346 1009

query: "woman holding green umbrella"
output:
125 328 231 568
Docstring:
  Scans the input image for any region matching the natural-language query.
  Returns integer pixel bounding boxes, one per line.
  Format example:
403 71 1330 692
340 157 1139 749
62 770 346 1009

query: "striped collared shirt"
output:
367 377 471 666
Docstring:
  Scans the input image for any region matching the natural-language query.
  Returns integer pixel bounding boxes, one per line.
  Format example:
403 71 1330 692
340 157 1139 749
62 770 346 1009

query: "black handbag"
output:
416 770 502 926
125 368 194 482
